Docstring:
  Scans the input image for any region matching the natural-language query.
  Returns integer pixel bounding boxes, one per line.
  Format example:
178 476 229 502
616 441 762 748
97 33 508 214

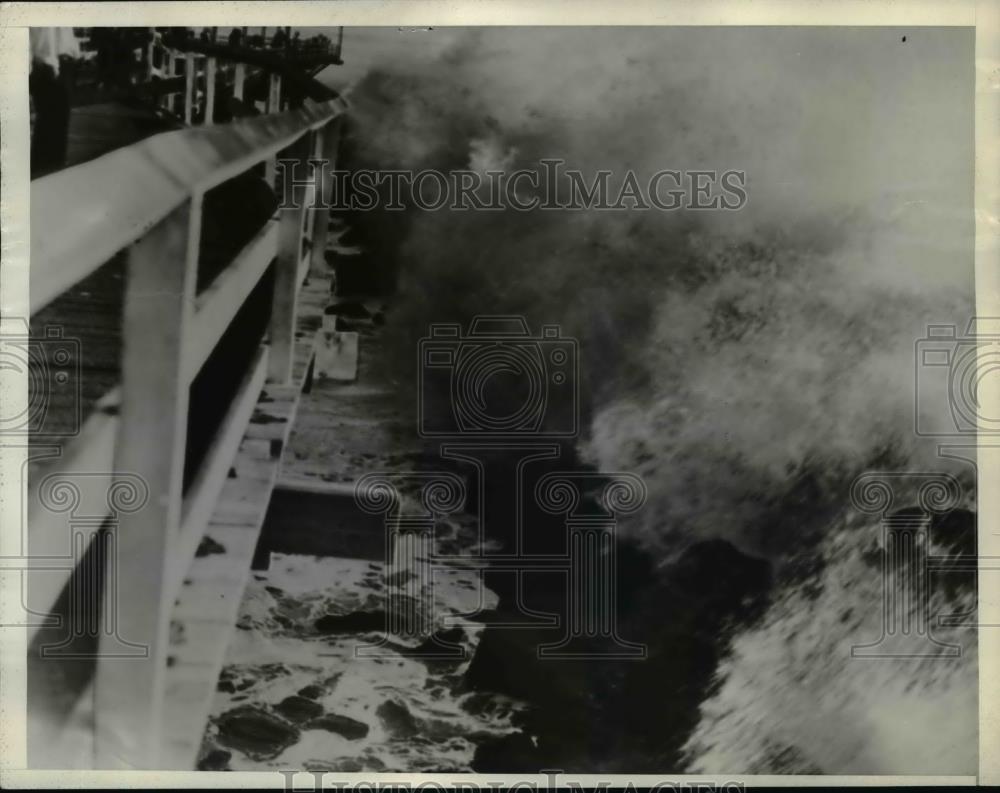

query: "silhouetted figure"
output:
270 28 286 49
161 27 192 49
228 27 243 48
29 28 79 178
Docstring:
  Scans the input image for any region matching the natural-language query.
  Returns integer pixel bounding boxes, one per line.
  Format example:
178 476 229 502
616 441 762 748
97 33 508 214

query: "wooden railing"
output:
142 28 344 123
28 94 346 768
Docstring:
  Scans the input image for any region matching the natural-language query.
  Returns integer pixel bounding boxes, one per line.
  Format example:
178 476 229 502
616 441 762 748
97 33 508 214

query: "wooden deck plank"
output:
158 272 331 769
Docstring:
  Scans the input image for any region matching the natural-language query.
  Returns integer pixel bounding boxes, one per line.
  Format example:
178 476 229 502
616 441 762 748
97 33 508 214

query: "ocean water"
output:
199 26 979 774
203 540 522 772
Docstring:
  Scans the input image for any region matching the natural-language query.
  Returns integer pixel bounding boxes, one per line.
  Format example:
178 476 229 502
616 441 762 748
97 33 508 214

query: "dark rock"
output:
422 717 466 743
257 662 292 681
213 705 299 760
376 699 418 738
337 225 364 247
333 759 363 772
197 748 232 771
472 731 540 773
363 755 386 770
308 713 370 740
384 569 417 587
461 691 500 716
170 621 185 644
250 410 284 425
324 300 371 319
217 666 263 694
412 626 466 664
274 695 324 724
196 536 226 557
315 610 387 634
297 684 325 700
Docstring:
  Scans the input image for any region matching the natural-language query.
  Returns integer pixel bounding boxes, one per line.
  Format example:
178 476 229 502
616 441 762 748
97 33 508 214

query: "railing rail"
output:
30 96 344 315
28 92 346 768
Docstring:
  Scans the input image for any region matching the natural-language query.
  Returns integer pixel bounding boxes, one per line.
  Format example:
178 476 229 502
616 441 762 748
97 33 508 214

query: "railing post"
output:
263 72 283 185
233 61 245 102
146 28 156 78
302 131 320 245
309 117 342 277
267 72 282 114
204 57 217 125
162 49 173 111
183 54 195 125
269 135 309 384
94 198 201 769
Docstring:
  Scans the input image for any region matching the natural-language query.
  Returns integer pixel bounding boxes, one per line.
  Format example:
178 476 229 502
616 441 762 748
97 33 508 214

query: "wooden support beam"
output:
94 198 201 769
268 134 309 384
302 130 320 245
309 117 341 277
146 28 156 79
263 74 284 186
176 346 268 587
187 221 277 379
267 72 282 114
204 57 217 125
183 55 195 125
162 50 173 110
232 61 245 102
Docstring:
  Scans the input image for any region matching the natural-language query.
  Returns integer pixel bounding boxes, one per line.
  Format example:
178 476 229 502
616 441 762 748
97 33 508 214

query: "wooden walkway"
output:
29 259 334 769
66 103 181 170
25 93 349 769
159 265 332 769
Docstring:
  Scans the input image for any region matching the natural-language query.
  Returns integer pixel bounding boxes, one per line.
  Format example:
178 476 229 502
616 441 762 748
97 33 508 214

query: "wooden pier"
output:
26 60 350 767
